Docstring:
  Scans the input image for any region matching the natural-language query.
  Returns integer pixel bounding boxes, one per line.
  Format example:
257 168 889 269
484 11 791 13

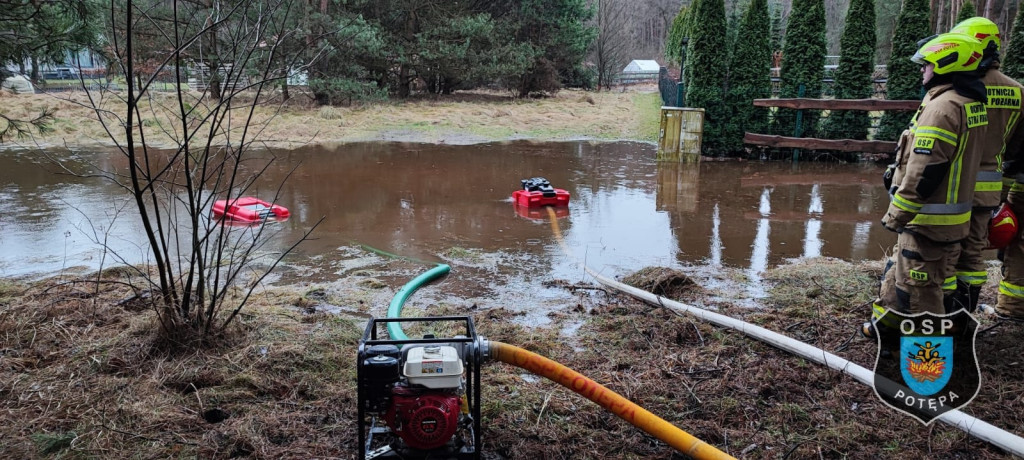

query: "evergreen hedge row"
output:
876 0 931 141
820 0 875 141
775 0 826 138
685 0 729 155
724 0 771 151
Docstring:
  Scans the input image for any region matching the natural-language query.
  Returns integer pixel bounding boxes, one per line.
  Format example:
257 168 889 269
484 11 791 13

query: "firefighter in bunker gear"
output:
863 33 988 340
948 17 1024 313
997 177 1024 320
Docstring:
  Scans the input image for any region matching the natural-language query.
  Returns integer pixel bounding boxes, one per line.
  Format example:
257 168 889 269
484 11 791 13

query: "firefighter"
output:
862 33 989 340
949 17 1024 314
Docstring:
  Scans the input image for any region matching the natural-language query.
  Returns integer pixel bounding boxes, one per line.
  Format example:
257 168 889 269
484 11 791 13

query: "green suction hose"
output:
386 263 451 340
353 242 450 340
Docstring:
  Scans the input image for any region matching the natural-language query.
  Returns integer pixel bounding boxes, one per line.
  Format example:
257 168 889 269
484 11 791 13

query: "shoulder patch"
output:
965 102 988 128
986 86 1022 109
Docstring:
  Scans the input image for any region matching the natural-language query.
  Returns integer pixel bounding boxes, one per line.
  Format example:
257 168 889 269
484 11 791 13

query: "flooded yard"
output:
1 141 898 318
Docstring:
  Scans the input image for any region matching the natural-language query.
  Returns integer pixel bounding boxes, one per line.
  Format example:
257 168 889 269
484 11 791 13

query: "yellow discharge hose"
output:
547 207 572 255
489 340 735 460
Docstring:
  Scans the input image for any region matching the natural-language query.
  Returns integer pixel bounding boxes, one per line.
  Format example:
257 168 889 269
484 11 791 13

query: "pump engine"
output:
521 177 556 197
357 317 483 460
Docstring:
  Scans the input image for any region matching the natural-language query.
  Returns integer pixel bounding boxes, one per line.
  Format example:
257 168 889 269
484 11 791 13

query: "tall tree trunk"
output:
399 65 411 97
936 0 946 33
209 62 223 100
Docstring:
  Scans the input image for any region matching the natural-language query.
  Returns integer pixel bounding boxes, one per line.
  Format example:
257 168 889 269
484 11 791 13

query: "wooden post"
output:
677 37 688 107
793 84 805 162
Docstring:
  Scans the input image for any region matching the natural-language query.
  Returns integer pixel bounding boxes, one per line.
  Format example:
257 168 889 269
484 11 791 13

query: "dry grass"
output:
0 272 364 458
0 87 663 151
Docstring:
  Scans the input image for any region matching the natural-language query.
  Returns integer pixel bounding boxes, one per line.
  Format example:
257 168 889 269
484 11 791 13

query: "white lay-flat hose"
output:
587 269 1024 457
543 206 1024 455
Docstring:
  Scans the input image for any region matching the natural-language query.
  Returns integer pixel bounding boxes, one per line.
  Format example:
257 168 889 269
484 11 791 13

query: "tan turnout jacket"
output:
884 83 986 243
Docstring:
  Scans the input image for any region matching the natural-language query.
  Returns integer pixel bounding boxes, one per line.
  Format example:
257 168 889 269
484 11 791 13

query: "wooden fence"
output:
743 98 920 154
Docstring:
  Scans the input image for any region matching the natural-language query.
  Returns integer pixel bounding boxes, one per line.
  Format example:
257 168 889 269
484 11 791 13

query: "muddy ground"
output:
1 258 1022 459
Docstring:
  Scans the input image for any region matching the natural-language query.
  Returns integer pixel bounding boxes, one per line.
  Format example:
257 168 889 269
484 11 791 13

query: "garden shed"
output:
619 60 661 84
622 60 661 74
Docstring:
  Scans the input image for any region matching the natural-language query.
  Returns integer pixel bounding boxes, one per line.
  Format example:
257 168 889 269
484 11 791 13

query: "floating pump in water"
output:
512 177 570 208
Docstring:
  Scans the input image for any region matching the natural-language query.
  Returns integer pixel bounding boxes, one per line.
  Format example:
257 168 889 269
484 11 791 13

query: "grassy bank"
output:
1 259 1021 459
0 87 663 150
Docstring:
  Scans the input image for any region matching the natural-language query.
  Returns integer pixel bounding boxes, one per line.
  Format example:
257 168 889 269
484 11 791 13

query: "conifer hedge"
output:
666 6 693 68
821 0 875 141
725 0 771 151
876 0 931 141
1003 6 1024 80
685 0 729 155
775 0 826 138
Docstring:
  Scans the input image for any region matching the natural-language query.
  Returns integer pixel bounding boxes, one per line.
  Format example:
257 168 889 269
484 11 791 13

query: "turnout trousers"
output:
997 189 1024 317
953 210 993 312
873 231 960 328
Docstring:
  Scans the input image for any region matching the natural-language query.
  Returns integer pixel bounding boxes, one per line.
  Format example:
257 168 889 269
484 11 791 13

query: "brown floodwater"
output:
0 141 897 319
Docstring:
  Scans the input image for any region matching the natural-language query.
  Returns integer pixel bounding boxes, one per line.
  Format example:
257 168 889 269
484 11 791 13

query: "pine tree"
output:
1003 5 1024 81
769 0 783 54
876 0 931 141
956 1 976 24
775 0 826 137
821 0 876 141
684 0 702 97
666 5 693 67
685 0 729 155
724 0 771 152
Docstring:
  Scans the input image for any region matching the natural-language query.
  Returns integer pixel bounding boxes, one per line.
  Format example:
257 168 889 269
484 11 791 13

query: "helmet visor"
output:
911 51 927 65
916 34 938 48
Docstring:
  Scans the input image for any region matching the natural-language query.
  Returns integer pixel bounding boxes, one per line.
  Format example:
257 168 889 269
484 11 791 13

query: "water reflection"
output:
803 184 823 259
749 188 772 289
1 142 895 286
709 203 722 267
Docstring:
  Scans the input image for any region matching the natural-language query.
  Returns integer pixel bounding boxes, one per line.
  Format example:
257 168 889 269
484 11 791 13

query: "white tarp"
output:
1 74 35 94
622 60 660 73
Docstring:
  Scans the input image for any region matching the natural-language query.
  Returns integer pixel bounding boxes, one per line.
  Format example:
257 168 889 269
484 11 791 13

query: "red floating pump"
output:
513 203 570 220
512 177 570 208
212 197 289 223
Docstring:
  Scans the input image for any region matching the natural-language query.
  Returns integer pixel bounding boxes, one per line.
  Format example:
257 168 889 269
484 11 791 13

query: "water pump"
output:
357 317 484 460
